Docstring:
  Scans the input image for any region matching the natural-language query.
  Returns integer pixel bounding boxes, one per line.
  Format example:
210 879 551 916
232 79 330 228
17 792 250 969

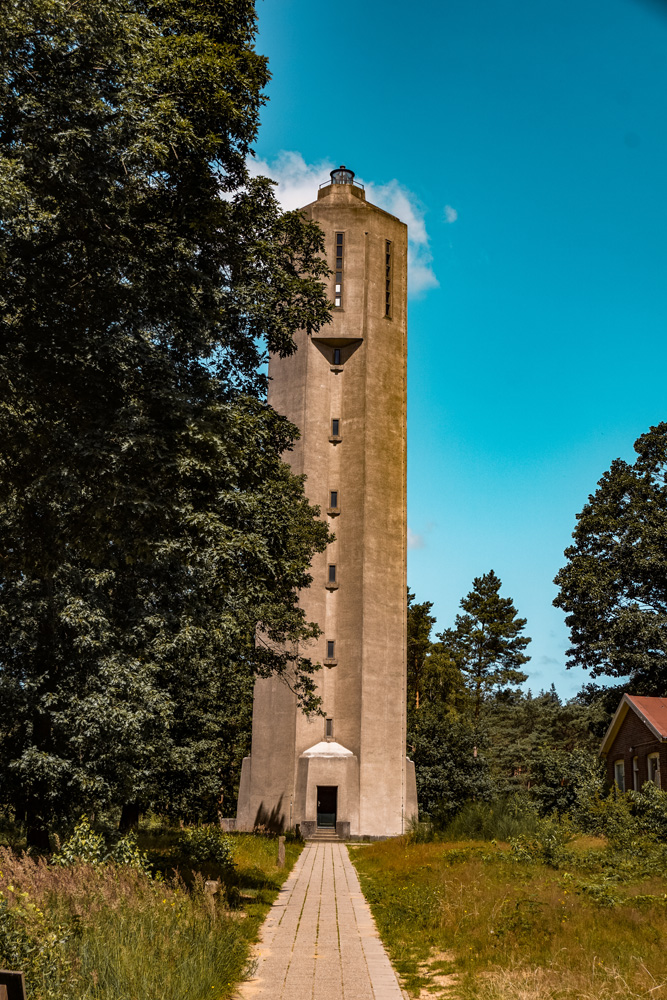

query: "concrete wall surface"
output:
235 174 412 837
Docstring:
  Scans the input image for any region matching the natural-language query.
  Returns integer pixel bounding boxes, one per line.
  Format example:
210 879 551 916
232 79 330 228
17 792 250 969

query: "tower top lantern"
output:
330 165 355 185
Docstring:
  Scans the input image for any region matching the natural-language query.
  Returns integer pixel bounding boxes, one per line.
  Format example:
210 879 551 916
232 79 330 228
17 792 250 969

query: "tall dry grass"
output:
351 836 667 1000
0 833 301 1000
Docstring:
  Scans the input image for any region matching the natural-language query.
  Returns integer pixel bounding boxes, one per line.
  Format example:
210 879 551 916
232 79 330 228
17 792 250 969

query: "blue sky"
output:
253 0 667 698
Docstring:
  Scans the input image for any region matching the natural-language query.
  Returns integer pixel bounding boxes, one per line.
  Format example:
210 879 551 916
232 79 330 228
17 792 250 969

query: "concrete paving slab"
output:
237 842 404 999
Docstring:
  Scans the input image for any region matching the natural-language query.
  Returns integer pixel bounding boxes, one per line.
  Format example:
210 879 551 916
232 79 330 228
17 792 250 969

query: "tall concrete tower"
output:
235 167 418 838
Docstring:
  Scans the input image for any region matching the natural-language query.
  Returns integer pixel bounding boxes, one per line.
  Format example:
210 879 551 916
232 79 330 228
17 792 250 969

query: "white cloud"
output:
407 527 425 550
364 178 439 296
247 151 334 211
247 151 438 297
444 204 458 224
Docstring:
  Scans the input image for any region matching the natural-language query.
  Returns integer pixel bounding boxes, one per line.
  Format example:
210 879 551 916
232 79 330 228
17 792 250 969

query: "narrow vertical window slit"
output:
335 233 344 307
385 240 392 317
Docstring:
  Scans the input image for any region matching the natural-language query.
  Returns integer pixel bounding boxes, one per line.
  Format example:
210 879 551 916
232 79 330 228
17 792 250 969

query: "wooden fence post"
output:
0 971 26 1000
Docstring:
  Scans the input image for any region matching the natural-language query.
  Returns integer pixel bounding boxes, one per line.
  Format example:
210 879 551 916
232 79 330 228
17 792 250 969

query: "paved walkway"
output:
238 841 405 1000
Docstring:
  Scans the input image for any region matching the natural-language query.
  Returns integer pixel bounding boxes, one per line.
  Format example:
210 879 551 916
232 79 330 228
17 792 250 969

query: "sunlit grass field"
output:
0 830 302 1000
350 835 667 1000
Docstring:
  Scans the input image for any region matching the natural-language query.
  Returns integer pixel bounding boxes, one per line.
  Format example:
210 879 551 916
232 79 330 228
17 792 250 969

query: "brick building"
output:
600 694 667 791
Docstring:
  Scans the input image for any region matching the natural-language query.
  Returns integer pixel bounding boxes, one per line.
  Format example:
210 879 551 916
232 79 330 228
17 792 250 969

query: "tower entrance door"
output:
316 786 337 828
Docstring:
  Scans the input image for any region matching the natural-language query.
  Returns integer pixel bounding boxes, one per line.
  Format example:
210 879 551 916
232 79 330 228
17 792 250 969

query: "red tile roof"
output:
600 694 667 755
626 696 667 738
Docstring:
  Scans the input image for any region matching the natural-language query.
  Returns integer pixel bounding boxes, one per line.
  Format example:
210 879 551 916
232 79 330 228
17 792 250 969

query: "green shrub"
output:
406 816 438 843
629 781 667 839
51 818 153 874
0 889 76 999
409 706 493 818
574 785 667 849
51 818 107 866
509 816 575 867
107 832 154 873
177 826 236 870
529 747 605 819
441 797 540 842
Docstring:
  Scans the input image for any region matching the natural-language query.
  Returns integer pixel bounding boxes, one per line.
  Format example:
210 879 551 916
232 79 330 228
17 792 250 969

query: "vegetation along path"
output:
239 842 404 1000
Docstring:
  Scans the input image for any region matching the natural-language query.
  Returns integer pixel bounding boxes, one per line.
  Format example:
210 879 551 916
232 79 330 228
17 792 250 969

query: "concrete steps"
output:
305 830 341 843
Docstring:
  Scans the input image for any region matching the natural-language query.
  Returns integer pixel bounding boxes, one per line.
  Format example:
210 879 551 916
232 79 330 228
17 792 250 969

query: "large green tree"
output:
408 704 492 819
554 423 667 693
415 642 467 716
0 0 331 844
479 686 604 808
406 587 474 817
438 571 530 718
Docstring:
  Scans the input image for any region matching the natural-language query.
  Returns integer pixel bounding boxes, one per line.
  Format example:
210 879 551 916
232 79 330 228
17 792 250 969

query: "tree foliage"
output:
407 577 607 823
408 704 492 819
481 687 599 783
406 590 437 710
0 0 332 843
415 642 467 716
479 686 605 813
554 422 667 692
438 571 530 717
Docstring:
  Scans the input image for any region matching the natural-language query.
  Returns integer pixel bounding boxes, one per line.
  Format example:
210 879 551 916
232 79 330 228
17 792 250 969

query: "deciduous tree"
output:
407 590 437 710
554 423 667 693
408 705 492 818
0 0 331 844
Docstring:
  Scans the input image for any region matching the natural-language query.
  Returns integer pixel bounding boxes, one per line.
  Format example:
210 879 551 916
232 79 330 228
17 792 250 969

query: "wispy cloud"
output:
407 527 426 550
247 151 438 298
247 151 334 211
444 204 458 224
365 179 439 296
539 655 560 667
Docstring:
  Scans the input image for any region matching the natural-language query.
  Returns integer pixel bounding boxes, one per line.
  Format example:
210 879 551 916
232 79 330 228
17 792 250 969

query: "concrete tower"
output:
235 167 418 838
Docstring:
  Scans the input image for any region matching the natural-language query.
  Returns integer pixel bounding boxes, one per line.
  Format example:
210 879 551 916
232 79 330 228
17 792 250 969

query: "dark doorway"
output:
317 786 337 828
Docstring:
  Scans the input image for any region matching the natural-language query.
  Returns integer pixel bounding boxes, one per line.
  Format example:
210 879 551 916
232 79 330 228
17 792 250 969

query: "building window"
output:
325 718 333 738
334 233 344 307
326 640 335 659
385 240 392 317
633 756 639 791
328 564 337 583
648 753 661 788
331 418 340 437
614 759 625 792
333 348 341 366
329 490 338 509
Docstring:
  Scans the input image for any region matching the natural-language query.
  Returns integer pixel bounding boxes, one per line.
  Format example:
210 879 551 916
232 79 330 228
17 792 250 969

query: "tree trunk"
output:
26 705 54 851
119 802 140 832
26 814 51 852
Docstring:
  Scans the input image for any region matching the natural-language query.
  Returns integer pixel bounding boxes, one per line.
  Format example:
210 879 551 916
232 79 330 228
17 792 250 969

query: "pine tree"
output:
438 571 530 718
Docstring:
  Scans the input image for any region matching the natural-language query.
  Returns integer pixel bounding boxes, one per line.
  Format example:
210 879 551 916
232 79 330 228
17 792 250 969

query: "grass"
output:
0 830 302 1000
410 799 542 844
350 834 667 1000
